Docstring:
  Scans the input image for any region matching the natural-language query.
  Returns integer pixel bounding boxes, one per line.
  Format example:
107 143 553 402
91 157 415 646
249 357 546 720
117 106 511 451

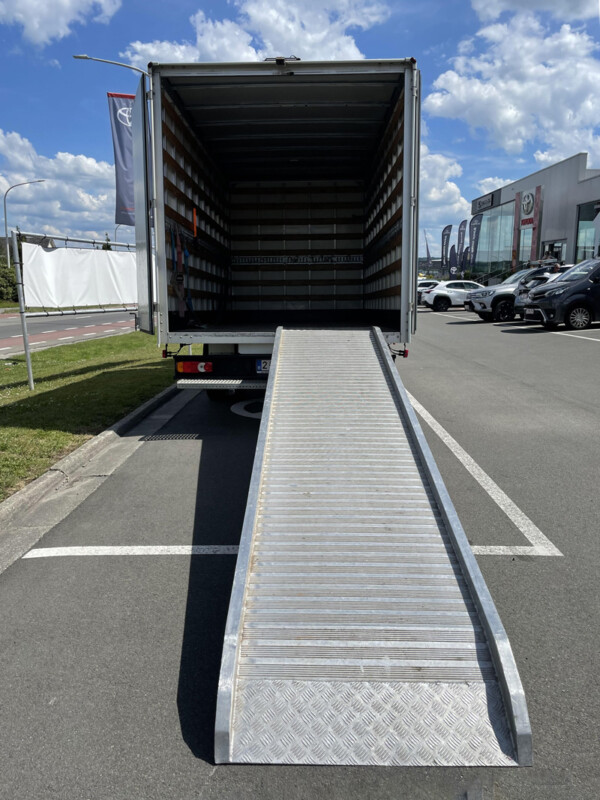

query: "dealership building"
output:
469 153 600 274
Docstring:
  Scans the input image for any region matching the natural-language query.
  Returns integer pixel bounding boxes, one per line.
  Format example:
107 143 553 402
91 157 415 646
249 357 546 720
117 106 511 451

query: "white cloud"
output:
122 0 390 67
471 0 596 22
424 14 600 166
419 143 471 257
0 130 119 240
476 176 514 194
0 0 121 46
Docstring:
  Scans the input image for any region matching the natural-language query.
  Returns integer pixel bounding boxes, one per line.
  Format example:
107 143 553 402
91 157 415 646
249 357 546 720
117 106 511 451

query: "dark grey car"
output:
524 259 600 329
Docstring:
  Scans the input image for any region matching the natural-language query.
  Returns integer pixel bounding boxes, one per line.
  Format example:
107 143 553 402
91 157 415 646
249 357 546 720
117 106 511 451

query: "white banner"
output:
22 243 137 308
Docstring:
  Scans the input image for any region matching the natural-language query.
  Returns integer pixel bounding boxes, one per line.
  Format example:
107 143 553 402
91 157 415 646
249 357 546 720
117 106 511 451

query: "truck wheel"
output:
564 304 592 330
477 312 492 321
433 297 451 312
492 299 515 322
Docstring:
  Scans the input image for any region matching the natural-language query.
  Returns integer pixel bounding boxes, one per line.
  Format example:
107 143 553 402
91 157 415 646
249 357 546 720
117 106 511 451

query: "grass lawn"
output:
0 333 175 503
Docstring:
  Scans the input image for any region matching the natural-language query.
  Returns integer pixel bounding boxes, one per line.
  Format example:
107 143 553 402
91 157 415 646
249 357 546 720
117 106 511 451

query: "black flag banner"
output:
469 214 484 268
457 219 467 263
108 92 135 226
441 225 452 270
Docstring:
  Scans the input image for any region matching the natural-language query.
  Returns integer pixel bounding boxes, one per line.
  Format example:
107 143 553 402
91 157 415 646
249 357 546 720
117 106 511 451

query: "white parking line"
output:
552 331 600 342
428 311 473 319
23 545 239 558
10 334 21 338
83 332 97 336
58 336 74 341
406 391 563 557
0 346 11 351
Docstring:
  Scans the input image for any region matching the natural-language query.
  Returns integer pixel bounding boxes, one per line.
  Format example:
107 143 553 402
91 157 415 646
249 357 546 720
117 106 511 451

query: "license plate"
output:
256 359 271 374
524 308 537 317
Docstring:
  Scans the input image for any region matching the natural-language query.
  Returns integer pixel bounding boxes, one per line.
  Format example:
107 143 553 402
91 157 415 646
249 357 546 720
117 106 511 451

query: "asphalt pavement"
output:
0 309 136 357
0 310 598 799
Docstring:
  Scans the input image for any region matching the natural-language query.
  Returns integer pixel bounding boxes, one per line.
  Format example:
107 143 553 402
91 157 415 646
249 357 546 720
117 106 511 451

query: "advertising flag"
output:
108 92 136 226
457 219 467 263
469 214 483 268
461 246 470 275
449 244 458 275
425 230 432 269
441 225 452 270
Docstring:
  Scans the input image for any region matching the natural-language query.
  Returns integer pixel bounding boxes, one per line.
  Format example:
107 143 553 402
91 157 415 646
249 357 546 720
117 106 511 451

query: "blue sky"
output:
1 0 599 256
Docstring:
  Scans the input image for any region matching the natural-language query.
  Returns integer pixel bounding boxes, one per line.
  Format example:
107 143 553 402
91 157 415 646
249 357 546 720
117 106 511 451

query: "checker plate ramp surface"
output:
215 328 531 767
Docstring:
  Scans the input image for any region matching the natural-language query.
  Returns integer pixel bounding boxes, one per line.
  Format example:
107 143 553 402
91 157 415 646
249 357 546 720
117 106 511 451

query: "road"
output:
0 309 598 799
0 309 136 357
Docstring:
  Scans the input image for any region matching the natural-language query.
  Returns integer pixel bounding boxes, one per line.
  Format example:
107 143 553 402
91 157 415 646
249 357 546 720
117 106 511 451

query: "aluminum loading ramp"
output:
215 328 532 767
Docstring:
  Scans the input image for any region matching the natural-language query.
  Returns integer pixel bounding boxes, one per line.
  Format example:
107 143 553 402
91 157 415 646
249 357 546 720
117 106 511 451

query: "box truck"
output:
133 57 420 385
132 57 531 768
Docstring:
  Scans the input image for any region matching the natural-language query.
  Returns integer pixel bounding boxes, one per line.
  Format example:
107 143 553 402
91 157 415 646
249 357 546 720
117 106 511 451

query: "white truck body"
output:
134 58 421 363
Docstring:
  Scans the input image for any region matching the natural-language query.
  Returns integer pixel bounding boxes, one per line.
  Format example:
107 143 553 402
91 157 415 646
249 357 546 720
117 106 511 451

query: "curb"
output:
0 383 179 527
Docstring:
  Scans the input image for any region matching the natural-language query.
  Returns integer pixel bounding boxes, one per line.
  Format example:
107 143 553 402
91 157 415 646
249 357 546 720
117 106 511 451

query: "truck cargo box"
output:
136 59 420 347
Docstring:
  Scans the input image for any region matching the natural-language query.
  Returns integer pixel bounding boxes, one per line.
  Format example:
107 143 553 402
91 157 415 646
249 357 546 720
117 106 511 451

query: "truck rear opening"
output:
143 59 420 348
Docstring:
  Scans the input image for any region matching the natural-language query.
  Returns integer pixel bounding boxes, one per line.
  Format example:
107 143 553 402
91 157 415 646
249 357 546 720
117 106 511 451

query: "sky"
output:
1 0 599 257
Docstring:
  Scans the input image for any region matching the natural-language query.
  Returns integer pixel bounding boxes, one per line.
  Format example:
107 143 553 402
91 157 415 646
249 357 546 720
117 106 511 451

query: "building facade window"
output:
519 227 532 263
576 202 598 262
472 201 515 275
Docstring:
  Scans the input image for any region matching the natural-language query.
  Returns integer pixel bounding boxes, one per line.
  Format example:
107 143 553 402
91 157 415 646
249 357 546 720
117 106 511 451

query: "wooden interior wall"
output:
229 182 365 311
364 89 404 310
161 92 230 319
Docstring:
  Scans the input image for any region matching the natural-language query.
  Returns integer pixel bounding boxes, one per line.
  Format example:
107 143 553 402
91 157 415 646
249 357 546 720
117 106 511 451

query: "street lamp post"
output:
3 179 45 390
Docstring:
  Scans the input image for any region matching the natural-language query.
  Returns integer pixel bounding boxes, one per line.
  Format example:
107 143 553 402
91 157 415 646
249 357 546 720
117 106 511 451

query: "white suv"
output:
422 280 484 312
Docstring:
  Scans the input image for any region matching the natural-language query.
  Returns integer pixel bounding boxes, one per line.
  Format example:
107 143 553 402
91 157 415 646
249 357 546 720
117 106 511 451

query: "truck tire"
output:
564 304 592 330
492 298 515 322
433 297 451 312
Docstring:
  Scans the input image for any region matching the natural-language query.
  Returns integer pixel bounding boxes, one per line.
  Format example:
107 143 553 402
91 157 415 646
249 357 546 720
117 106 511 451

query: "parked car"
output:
514 265 573 318
464 268 534 321
524 258 600 329
422 280 484 311
417 279 439 304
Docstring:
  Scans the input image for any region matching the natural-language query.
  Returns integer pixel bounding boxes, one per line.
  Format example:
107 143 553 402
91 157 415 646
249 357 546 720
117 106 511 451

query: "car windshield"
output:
501 269 532 285
557 259 600 282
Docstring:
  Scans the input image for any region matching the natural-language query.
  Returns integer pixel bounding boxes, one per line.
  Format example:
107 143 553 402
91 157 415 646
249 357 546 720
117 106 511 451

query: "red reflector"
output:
162 350 168 358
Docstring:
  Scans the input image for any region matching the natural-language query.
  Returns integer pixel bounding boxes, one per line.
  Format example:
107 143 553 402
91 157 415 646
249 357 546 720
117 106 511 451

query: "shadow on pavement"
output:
176 391 261 763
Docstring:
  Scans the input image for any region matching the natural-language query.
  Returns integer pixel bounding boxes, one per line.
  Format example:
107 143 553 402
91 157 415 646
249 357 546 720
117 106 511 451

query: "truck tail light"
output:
176 361 213 374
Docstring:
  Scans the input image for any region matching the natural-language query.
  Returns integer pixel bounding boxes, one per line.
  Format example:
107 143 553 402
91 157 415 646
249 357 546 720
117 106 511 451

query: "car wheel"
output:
492 299 515 322
564 304 592 330
433 297 451 312
518 313 524 320
477 312 492 321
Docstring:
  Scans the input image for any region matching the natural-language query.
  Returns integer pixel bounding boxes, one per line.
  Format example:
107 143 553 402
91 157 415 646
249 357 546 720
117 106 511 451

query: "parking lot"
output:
0 309 598 799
